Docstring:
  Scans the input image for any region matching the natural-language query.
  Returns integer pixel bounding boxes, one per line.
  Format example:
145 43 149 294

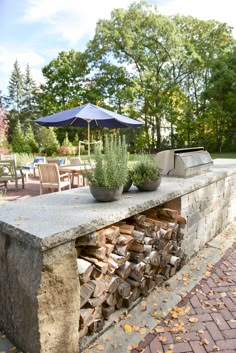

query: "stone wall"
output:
0 160 235 353
180 173 236 258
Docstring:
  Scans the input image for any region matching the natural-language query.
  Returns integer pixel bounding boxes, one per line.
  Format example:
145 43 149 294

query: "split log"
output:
91 279 107 297
99 226 120 243
115 261 131 279
105 243 115 255
169 255 180 266
129 251 145 264
132 230 145 242
81 256 108 274
107 257 119 272
128 240 144 253
143 245 152 256
117 234 134 245
144 237 155 245
88 319 104 333
114 244 130 257
88 294 107 307
118 223 135 235
117 280 131 298
80 308 94 326
80 281 96 308
77 258 93 283
105 293 117 306
105 275 120 293
102 305 116 319
91 267 104 280
126 278 141 288
149 251 161 267
116 296 124 310
129 262 146 281
146 217 169 230
109 253 127 266
94 305 102 319
159 228 173 240
132 214 146 224
123 291 136 307
82 246 107 260
76 231 105 247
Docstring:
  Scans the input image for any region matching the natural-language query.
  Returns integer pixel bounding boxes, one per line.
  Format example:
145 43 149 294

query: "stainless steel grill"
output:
156 147 213 178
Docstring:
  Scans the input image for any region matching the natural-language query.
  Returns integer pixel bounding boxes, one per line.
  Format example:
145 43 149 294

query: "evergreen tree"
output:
8 60 24 112
35 127 60 156
25 124 39 153
11 119 28 152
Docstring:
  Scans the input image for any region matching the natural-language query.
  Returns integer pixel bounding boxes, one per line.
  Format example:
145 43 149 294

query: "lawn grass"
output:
210 152 236 159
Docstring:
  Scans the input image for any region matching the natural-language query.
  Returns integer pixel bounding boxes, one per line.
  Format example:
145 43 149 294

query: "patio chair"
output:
0 154 16 162
22 156 46 178
0 160 25 190
47 157 66 166
38 163 71 195
69 157 83 186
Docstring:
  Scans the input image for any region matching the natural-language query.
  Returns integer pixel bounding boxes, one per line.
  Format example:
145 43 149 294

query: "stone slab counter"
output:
0 159 235 353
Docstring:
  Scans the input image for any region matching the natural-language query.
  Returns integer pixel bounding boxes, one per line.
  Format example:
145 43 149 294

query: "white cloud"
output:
0 46 45 93
22 0 134 46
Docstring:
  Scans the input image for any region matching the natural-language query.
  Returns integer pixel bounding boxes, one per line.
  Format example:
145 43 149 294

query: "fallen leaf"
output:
123 324 133 333
201 339 209 345
139 327 147 335
128 343 138 350
188 317 199 323
155 326 166 333
96 344 105 351
159 336 167 343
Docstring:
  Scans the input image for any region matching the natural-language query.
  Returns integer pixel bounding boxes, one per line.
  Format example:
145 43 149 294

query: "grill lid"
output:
156 147 213 177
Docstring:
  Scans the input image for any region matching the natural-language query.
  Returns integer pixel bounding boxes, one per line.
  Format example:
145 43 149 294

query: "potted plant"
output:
131 155 161 191
84 136 129 202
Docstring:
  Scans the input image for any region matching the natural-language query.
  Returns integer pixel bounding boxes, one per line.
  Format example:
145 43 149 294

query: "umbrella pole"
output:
87 119 91 160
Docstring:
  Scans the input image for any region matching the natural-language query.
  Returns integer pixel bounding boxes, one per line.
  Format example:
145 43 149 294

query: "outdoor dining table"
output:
59 164 93 187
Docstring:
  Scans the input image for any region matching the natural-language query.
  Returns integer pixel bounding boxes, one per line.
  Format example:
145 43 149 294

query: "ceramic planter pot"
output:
123 176 132 193
136 177 161 191
90 185 123 202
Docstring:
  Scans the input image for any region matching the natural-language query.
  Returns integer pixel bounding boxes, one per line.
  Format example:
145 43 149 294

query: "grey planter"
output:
90 185 123 202
136 177 161 191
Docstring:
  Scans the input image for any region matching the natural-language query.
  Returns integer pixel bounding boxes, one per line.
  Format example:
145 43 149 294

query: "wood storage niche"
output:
75 204 186 340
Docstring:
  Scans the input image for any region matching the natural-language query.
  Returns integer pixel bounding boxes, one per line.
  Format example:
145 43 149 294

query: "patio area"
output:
0 176 39 202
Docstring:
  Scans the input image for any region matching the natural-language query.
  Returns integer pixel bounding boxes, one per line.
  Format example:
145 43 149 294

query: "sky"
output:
1 0 236 96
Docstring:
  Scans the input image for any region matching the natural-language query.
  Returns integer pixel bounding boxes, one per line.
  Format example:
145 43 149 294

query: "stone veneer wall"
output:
0 163 235 353
181 174 236 258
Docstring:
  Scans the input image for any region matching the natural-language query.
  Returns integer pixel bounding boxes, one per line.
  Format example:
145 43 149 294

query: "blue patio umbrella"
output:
35 103 144 157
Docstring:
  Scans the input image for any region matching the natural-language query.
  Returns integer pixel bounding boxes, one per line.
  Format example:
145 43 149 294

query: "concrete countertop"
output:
0 159 235 250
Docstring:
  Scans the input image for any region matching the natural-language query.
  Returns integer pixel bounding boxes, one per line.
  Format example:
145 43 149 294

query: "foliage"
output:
25 124 39 153
84 136 128 188
0 105 9 148
131 155 161 186
11 119 29 153
14 152 35 167
35 127 60 156
58 146 71 156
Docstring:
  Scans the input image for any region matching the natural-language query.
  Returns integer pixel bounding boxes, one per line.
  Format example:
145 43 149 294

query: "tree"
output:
35 127 60 156
11 119 28 152
0 104 9 151
7 60 24 112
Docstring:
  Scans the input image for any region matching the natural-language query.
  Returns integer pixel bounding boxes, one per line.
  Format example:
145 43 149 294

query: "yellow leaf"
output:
123 324 133 333
188 317 199 323
10 347 16 351
159 336 167 342
96 344 105 351
201 339 209 345
128 343 138 350
105 336 112 341
204 271 211 277
165 350 173 353
139 327 147 335
155 326 166 333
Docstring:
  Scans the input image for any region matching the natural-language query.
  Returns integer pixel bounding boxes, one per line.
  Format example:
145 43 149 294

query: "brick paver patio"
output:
131 243 236 353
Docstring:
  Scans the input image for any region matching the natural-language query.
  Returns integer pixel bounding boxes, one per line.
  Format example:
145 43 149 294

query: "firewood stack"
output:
76 207 186 338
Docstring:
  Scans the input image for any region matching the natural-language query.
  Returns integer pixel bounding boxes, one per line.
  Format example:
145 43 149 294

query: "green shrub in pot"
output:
131 155 161 191
83 136 129 201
